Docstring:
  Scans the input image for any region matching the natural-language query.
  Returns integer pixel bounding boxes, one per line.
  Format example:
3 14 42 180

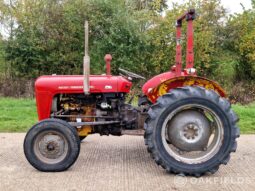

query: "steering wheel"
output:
119 68 145 80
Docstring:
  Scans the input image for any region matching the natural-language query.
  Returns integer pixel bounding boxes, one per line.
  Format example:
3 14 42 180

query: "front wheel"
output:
24 119 80 172
79 136 87 142
144 86 240 176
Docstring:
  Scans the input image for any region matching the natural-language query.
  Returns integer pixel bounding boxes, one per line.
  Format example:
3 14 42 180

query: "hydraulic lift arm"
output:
174 9 196 76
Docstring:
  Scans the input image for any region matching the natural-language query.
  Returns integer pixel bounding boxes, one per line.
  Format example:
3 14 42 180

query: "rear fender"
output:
146 76 226 103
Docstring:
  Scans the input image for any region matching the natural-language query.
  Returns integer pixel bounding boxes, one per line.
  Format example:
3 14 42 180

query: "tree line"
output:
0 0 255 102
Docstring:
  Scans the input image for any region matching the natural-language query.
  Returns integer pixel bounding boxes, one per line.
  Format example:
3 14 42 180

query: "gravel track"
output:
0 133 254 191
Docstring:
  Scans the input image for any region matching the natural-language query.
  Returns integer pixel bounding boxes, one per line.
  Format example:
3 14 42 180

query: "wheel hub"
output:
167 110 211 151
46 142 55 151
34 131 68 164
183 124 199 140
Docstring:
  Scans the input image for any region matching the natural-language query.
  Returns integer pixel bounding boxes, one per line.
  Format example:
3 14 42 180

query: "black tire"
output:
79 136 87 141
144 86 240 176
24 118 80 172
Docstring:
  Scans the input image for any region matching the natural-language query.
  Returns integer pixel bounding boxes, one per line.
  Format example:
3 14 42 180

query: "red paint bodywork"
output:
175 25 182 76
145 76 226 103
35 75 132 120
104 54 112 75
142 71 186 95
185 19 194 69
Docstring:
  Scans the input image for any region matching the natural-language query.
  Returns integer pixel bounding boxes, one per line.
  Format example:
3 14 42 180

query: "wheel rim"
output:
161 104 224 164
33 130 68 164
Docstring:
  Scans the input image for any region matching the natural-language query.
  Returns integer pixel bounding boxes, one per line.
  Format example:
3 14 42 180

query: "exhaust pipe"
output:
83 20 90 95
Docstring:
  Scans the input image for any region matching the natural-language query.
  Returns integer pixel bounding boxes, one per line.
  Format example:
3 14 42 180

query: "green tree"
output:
222 5 255 81
3 0 150 78
1 0 255 89
0 35 5 77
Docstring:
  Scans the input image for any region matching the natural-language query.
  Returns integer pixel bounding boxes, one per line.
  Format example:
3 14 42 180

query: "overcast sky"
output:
219 0 252 13
167 0 253 14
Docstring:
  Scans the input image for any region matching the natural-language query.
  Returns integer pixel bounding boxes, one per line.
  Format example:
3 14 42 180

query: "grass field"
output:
0 97 254 133
0 98 37 132
232 103 255 134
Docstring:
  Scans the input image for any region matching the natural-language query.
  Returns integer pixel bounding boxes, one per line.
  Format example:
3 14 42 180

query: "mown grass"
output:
0 97 37 132
232 102 255 134
0 97 254 133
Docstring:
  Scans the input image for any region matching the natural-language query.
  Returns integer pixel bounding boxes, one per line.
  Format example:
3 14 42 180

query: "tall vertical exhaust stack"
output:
83 20 90 95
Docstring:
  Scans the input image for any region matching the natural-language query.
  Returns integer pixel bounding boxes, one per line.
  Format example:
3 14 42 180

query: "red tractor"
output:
24 10 239 176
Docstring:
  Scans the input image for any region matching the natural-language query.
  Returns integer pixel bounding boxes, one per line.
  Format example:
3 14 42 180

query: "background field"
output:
0 97 254 133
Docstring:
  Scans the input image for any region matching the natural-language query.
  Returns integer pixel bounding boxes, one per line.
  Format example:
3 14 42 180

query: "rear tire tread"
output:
144 86 239 176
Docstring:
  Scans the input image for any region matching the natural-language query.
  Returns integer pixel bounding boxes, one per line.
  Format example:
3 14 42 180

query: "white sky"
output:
167 0 253 14
220 0 252 13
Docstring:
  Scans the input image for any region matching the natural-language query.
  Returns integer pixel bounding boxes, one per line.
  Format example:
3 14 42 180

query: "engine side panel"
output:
49 93 138 136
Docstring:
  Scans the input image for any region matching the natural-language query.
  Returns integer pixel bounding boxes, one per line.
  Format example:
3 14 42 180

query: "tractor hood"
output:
35 75 132 94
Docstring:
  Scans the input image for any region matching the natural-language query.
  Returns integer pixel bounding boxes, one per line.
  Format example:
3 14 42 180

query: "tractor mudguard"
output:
146 76 226 103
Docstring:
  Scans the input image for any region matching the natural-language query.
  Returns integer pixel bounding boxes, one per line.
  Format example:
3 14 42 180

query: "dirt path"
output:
0 133 254 191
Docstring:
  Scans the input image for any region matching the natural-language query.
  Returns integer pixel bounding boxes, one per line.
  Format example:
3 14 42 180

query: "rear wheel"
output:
144 86 240 176
24 119 80 172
